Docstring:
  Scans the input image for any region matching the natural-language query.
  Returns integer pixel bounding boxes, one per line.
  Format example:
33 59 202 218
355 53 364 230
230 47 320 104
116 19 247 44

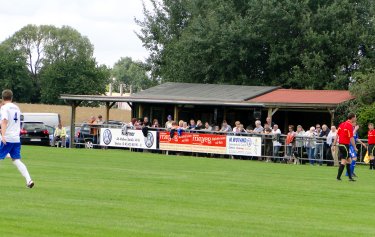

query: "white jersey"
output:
1 102 21 143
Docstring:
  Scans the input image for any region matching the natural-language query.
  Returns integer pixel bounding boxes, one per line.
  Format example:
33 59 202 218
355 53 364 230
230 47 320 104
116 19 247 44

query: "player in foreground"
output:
333 112 357 181
0 89 34 188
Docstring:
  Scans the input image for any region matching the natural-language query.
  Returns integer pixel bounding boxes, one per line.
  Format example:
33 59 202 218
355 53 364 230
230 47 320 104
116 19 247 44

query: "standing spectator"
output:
182 121 189 130
202 122 212 131
314 124 323 165
305 126 317 165
233 121 241 133
165 115 173 129
213 125 220 132
272 124 282 162
220 120 232 132
97 115 104 125
253 120 264 134
152 119 159 128
295 125 305 163
195 120 203 130
320 124 330 164
285 125 296 163
52 123 67 147
189 119 196 130
239 124 247 133
143 117 151 127
368 123 375 169
264 127 273 162
327 126 338 166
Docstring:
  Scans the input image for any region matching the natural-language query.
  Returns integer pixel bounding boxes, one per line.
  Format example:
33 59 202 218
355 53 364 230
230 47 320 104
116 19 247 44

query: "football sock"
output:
370 160 374 169
12 159 32 183
346 164 352 179
337 164 345 179
351 160 356 175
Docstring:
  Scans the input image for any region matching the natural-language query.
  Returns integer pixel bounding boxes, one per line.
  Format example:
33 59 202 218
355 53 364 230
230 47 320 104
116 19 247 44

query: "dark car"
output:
21 122 50 146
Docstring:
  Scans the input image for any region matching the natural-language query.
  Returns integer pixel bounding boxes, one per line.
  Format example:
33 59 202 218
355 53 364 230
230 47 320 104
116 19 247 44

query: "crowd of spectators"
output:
86 114 368 166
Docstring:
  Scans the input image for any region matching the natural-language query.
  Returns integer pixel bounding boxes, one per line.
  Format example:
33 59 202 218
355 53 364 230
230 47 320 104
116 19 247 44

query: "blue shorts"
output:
0 142 21 159
349 145 357 158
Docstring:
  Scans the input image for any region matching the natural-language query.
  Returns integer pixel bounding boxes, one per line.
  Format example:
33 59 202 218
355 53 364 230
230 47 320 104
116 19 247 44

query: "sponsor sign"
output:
100 128 157 149
226 135 262 157
159 132 226 154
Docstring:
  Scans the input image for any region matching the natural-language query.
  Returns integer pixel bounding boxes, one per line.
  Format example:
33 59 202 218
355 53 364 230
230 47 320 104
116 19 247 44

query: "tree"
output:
2 25 109 104
0 44 33 102
137 0 375 89
111 57 157 93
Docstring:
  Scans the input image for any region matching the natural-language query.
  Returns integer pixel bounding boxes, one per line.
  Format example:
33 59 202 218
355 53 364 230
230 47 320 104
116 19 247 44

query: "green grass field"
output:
0 146 374 237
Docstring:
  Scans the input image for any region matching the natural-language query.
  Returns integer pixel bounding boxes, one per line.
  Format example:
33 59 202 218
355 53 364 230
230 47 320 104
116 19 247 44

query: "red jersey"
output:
337 120 353 145
368 129 375 145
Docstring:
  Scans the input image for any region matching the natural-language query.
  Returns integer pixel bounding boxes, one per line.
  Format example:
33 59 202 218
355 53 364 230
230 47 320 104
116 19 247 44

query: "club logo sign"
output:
102 129 112 145
144 132 154 148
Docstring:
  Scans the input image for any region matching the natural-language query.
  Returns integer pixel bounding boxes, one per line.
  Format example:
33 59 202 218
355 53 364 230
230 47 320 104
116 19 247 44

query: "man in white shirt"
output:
271 124 282 162
0 89 34 188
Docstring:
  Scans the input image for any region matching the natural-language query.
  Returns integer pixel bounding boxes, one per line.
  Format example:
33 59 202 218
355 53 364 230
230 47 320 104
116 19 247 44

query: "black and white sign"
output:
100 128 157 149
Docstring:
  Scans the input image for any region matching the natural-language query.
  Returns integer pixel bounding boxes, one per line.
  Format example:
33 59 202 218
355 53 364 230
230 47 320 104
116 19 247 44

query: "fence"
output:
73 124 369 164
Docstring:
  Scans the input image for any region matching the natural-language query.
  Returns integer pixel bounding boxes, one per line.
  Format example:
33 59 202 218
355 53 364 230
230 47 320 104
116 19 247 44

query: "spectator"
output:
195 120 203 130
143 117 151 127
203 122 212 131
285 125 296 163
272 124 282 162
233 121 241 133
321 124 330 164
246 125 254 133
327 126 338 166
314 124 323 165
213 125 220 132
220 120 232 132
52 123 67 147
295 125 305 163
88 116 98 144
182 121 189 130
152 119 159 128
264 127 273 162
165 115 173 129
189 119 196 130
129 118 137 128
239 124 247 133
305 126 317 165
97 115 104 125
253 120 264 134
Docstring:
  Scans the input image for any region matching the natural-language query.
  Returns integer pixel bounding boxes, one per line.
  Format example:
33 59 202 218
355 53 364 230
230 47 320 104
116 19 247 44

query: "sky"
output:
0 0 150 67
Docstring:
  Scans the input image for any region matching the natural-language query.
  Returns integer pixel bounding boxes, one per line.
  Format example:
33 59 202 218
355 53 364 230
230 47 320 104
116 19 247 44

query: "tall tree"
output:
137 0 375 89
2 25 109 104
111 57 157 93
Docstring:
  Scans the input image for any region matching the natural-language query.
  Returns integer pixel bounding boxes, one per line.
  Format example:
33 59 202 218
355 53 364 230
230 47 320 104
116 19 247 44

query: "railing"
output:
73 124 369 164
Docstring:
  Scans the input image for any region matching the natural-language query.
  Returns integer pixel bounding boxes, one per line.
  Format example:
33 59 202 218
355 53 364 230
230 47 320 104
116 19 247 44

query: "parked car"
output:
21 122 50 146
21 113 61 128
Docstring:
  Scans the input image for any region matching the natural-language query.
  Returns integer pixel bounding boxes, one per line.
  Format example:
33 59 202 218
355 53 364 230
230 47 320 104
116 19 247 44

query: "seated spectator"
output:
52 123 67 147
152 119 159 128
253 120 264 134
220 120 232 132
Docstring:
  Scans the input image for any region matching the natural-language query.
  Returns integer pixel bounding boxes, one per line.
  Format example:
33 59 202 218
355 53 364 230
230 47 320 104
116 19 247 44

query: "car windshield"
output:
23 123 45 130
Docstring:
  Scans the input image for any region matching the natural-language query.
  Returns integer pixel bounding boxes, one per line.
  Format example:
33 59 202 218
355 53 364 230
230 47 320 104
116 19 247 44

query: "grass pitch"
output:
0 146 374 237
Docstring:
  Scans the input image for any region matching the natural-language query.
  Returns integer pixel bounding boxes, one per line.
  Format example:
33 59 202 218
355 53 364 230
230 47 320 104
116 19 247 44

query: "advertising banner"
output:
159 132 226 154
100 128 157 149
226 135 262 157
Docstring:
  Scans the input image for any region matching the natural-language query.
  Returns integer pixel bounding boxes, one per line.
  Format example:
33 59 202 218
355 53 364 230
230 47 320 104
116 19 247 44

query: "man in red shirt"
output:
333 113 357 181
368 123 375 169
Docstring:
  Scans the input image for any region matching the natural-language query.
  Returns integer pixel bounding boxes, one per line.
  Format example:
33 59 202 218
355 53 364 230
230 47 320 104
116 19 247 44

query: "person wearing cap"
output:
165 115 173 129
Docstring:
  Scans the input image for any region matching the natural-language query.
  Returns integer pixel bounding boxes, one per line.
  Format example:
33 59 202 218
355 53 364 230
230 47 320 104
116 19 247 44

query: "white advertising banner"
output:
226 136 262 157
100 128 157 149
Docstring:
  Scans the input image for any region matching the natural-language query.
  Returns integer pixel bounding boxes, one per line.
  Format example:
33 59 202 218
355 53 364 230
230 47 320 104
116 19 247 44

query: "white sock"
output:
12 159 32 183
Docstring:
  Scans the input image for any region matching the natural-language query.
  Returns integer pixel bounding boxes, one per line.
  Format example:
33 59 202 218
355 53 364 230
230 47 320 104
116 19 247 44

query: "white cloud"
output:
0 0 150 67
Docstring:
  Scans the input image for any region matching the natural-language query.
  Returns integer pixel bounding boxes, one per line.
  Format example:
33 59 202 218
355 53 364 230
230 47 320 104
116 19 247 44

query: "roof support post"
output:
69 101 81 148
105 102 116 122
138 104 143 119
174 105 178 122
328 109 335 126
267 107 279 119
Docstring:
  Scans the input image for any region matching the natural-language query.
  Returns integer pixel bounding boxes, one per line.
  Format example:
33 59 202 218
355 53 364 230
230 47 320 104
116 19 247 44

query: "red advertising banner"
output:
159 132 226 154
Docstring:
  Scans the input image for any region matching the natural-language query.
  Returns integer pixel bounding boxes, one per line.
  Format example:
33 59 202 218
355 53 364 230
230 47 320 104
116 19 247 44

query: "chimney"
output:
109 83 112 96
129 85 133 95
120 84 124 96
